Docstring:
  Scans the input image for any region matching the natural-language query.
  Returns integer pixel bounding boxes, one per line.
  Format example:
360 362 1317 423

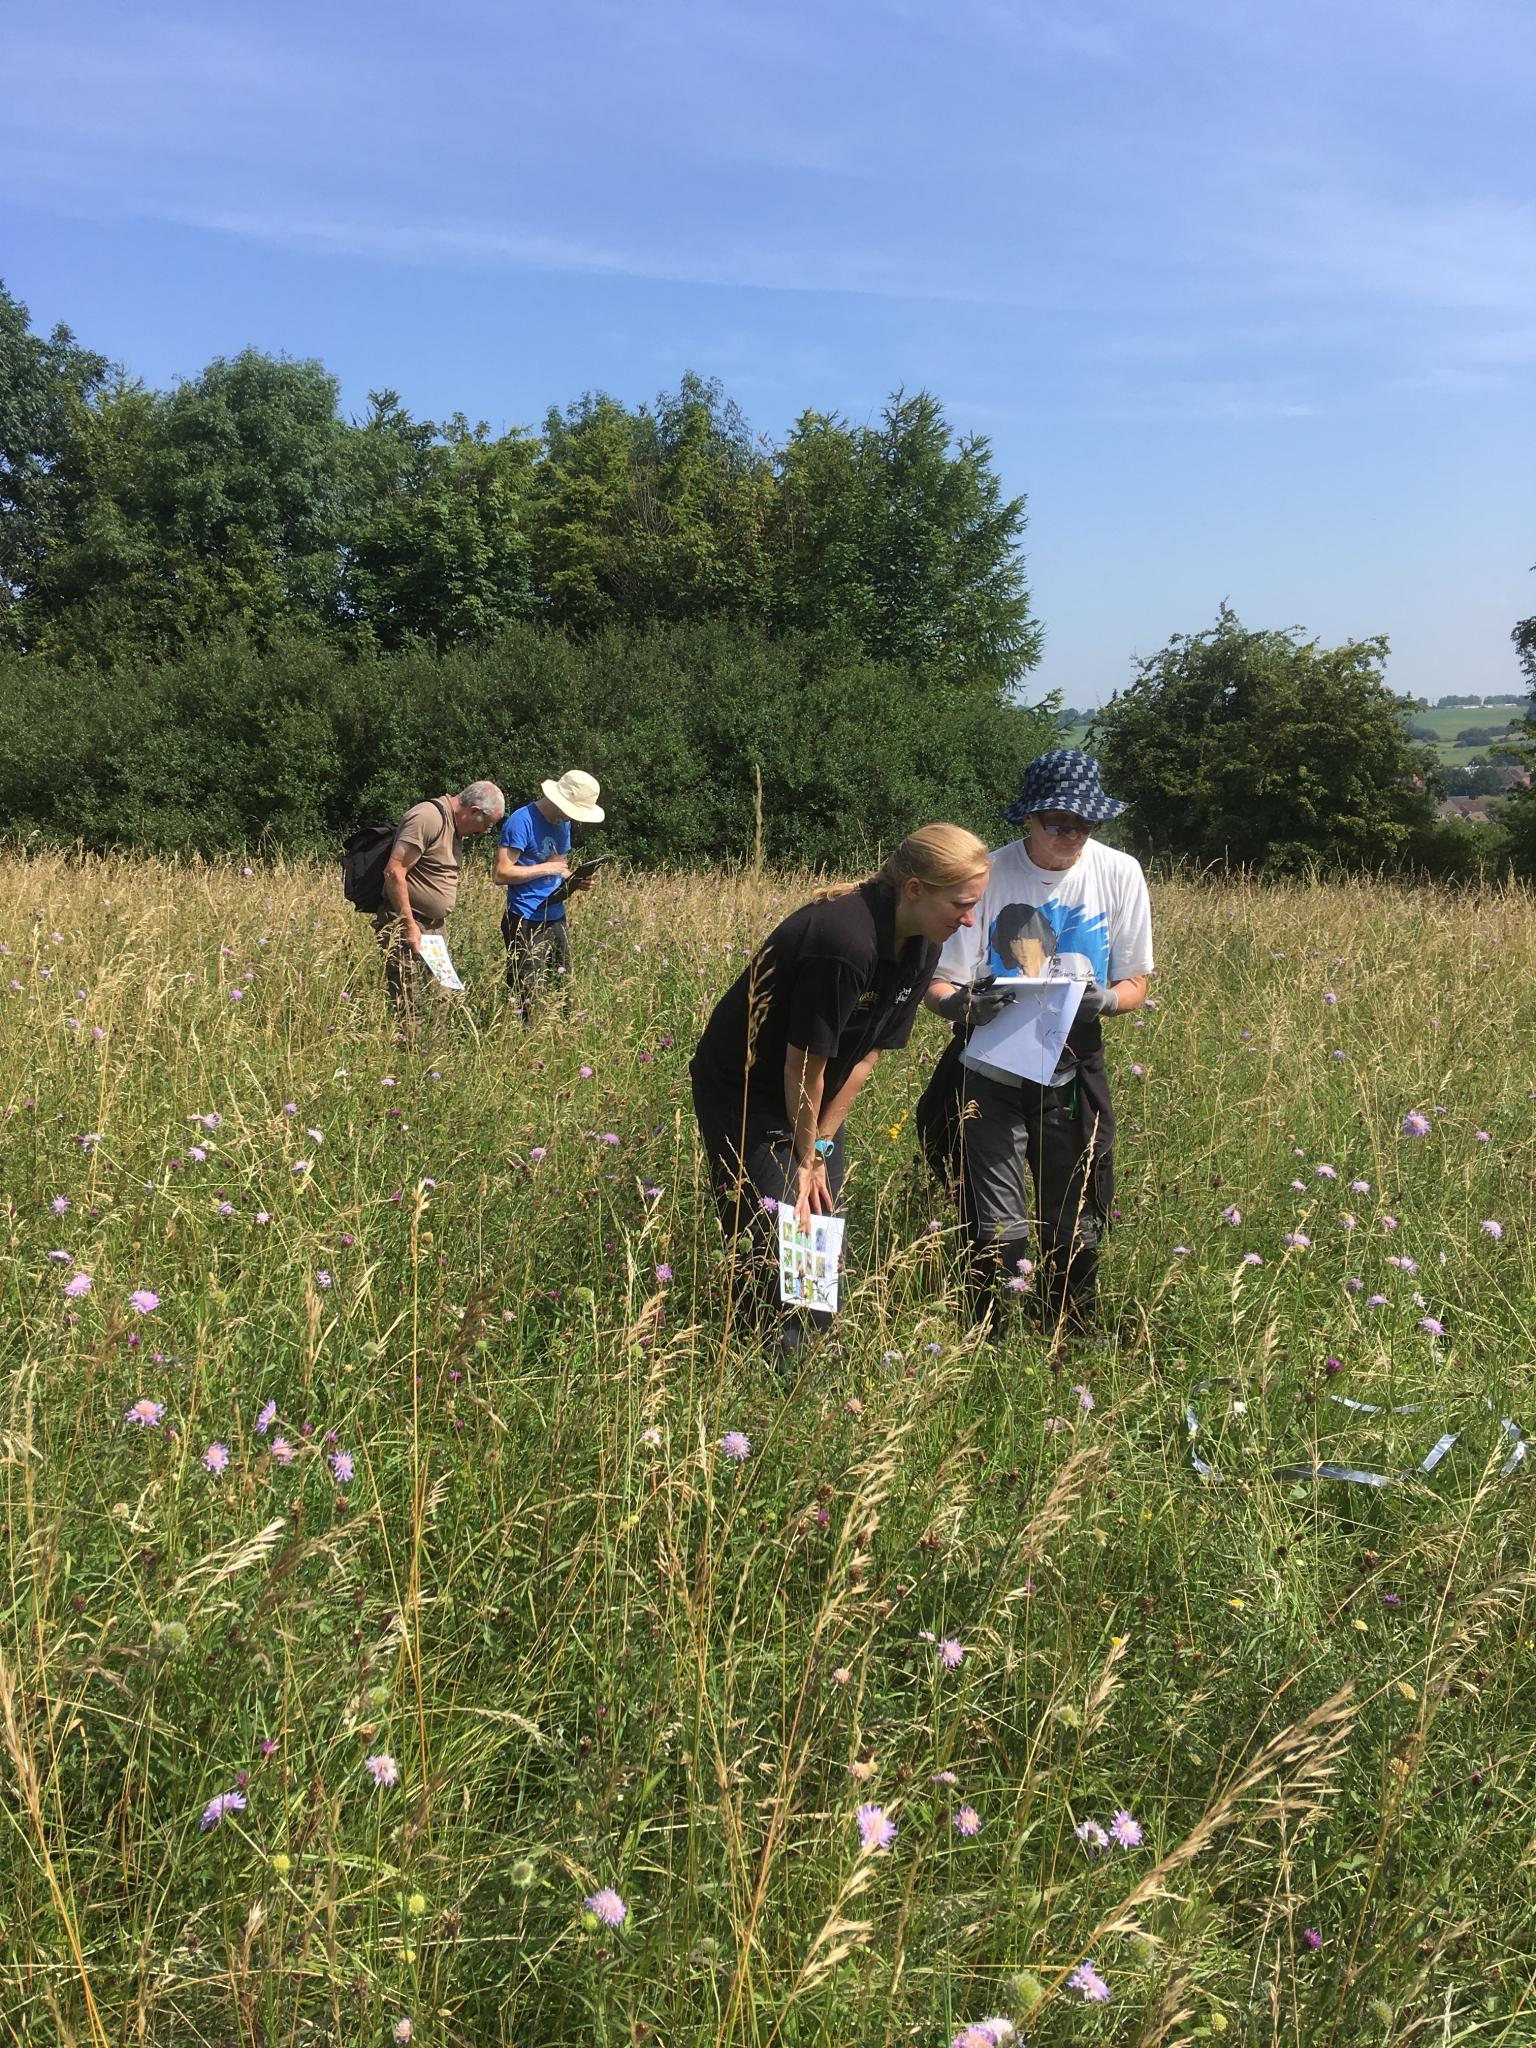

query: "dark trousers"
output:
916 1036 1115 1329
502 911 571 1014
374 915 444 1024
691 1072 847 1341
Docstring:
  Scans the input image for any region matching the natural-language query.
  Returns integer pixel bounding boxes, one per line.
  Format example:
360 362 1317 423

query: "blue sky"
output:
5 0 1534 704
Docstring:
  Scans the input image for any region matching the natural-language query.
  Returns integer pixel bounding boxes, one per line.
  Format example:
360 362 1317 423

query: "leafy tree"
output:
340 393 539 649
0 280 107 643
1090 606 1437 871
769 390 1040 691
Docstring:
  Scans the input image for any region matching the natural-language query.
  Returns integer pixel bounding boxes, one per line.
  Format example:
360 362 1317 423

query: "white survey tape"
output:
1185 1381 1528 1488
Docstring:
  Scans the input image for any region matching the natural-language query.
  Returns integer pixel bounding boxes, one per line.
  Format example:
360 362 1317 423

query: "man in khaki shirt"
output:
377 780 505 1016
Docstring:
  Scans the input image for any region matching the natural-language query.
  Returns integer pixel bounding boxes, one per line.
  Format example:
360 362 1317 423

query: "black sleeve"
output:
785 951 867 1061
874 953 940 1052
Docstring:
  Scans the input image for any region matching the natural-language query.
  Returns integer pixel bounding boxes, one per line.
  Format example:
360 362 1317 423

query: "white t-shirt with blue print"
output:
501 803 572 922
937 837 1154 1081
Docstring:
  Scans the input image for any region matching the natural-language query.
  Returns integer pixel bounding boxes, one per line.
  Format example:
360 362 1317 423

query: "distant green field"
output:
1058 707 1524 770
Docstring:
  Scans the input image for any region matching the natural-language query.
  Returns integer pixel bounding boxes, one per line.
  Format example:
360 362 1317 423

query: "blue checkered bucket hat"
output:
1001 748 1127 826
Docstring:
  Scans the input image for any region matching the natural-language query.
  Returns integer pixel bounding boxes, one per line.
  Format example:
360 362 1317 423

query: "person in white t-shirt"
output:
915 749 1154 1336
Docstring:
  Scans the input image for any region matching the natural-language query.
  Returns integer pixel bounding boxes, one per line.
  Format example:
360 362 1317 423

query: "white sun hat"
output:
540 769 605 823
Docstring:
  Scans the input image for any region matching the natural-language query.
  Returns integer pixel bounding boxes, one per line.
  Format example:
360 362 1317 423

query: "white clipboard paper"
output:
778 1209 845 1312
961 976 1083 1086
417 933 464 991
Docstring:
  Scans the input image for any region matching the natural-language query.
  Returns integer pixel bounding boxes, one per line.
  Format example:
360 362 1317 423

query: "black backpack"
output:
342 799 450 914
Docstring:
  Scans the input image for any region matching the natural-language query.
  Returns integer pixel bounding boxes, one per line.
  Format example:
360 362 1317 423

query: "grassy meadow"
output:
2 851 1534 2047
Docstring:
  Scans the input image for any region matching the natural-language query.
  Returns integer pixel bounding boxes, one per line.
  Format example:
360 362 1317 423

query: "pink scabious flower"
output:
330 1450 354 1484
1068 1962 1111 2003
204 1442 230 1475
126 1398 165 1428
938 1638 965 1669
314 1270 332 1289
1401 1112 1431 1138
364 1753 399 1787
1074 1383 1095 1413
1315 1164 1337 1180
584 1886 627 1928
255 1400 276 1436
1221 1205 1242 1225
51 1195 70 1215
1110 1808 1143 1847
128 1289 159 1314
528 1147 547 1161
1344 1276 1364 1293
930 1769 958 1786
654 1263 672 1283
1322 991 1337 1005
1302 1927 1323 1950
719 1431 751 1461
1129 1062 1145 1077
1419 1317 1446 1337
1475 1130 1491 1142
1482 1219 1504 1240
1240 1252 1264 1267
578 1065 594 1079
952 2024 1014 2048
63 1272 93 1297
952 1805 981 1836
1281 1233 1311 1250
856 1803 896 1853
597 1132 620 1146
1381 1214 1398 1231
269 1436 296 1465
200 1787 247 1831
1075 1819 1109 1851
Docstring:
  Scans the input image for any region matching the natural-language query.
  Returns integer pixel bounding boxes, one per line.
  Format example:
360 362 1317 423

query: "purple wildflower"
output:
314 1270 332 1289
126 1398 165 1427
1345 1276 1364 1293
1075 1819 1109 1851
51 1195 70 1215
654 1263 672 1283
330 1450 354 1484
938 1638 965 1668
63 1272 92 1297
1068 1962 1111 2003
952 1805 981 1836
1401 1112 1431 1138
1419 1317 1445 1337
1302 1927 1322 1950
269 1436 295 1464
204 1442 229 1475
255 1400 276 1436
200 1788 247 1832
1241 1252 1264 1267
584 1886 627 1927
1482 1219 1503 1240
1281 1232 1311 1250
1221 1205 1242 1225
856 1803 896 1852
720 1431 751 1461
128 1289 159 1314
364 1753 399 1787
1110 1809 1143 1847
1315 1164 1337 1180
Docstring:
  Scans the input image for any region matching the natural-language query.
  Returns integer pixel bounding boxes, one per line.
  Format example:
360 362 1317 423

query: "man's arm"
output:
383 851 422 951
924 978 961 1016
492 846 570 886
1107 973 1149 1014
784 1045 834 1225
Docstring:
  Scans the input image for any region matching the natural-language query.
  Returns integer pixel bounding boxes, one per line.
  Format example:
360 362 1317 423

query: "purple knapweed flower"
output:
584 1886 627 1927
720 1431 751 1462
365 1753 399 1787
856 1803 896 1852
1401 1112 1431 1138
1302 1927 1322 1950
200 1788 247 1832
1068 1962 1111 2002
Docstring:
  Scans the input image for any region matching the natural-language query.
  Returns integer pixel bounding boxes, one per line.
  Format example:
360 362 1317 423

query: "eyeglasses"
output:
1033 813 1095 839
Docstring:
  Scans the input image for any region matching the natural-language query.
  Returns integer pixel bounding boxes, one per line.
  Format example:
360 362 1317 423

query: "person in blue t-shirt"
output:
493 769 606 1012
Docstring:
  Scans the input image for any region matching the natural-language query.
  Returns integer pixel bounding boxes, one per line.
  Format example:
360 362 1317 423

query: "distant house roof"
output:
1437 797 1492 823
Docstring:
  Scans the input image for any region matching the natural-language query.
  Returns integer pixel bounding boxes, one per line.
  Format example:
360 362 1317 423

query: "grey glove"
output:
1075 981 1119 1020
932 974 1014 1031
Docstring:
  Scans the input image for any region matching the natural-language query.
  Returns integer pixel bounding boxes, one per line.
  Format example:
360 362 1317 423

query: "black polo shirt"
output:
690 882 940 1121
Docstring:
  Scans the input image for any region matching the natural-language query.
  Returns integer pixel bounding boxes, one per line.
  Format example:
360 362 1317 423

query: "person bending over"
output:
691 825 990 1359
494 770 605 1014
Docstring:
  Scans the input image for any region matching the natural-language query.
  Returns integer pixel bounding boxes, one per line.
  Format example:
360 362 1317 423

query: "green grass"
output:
2 854 1534 2046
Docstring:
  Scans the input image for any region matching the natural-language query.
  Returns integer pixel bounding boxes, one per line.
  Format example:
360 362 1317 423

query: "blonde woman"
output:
690 825 991 1356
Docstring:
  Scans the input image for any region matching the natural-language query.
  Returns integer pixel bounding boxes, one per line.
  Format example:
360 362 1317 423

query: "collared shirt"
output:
690 882 939 1119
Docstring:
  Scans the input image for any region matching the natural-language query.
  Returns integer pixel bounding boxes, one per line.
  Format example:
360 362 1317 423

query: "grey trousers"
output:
916 1036 1115 1325
502 912 571 1013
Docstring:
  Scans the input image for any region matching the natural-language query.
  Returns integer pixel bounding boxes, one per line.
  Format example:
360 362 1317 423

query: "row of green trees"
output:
0 284 1036 689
